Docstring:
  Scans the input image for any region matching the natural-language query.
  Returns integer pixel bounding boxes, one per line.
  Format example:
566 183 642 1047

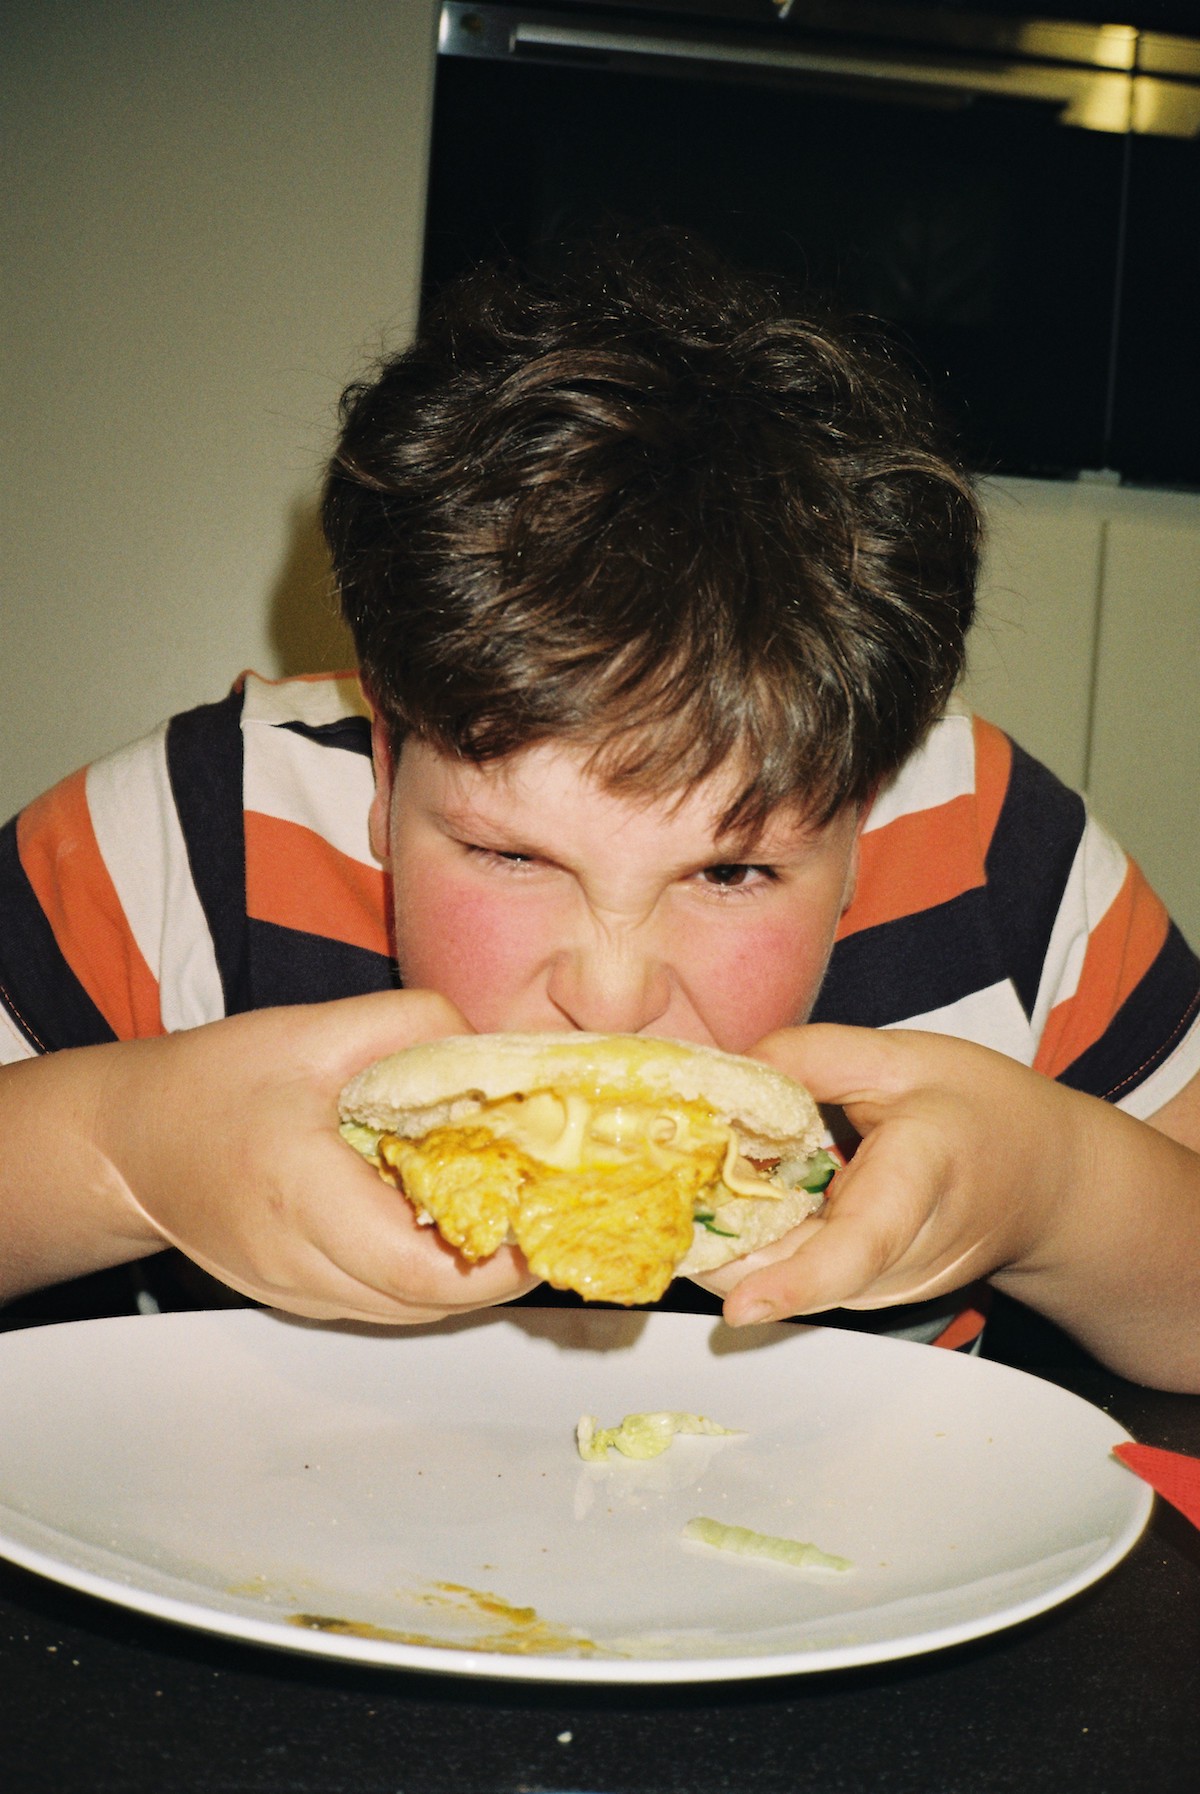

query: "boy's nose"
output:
545 940 672 1035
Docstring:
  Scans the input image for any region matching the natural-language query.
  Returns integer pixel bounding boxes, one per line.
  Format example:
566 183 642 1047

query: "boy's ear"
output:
368 712 395 866
840 798 873 917
842 833 861 916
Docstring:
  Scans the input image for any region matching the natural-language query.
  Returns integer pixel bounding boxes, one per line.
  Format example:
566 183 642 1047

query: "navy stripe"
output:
277 716 372 757
0 817 117 1051
246 918 397 1009
1058 922 1200 1102
985 741 1086 1020
813 886 1006 1028
166 691 252 1016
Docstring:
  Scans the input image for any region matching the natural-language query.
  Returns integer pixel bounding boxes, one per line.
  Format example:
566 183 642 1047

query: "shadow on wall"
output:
267 499 358 677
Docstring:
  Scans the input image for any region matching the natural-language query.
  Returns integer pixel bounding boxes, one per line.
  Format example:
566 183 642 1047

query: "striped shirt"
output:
3 672 1198 1334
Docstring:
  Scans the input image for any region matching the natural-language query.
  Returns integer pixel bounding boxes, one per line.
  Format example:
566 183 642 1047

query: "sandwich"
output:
338 1032 836 1307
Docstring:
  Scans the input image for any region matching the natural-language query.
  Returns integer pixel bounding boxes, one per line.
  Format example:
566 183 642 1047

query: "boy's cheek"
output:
683 917 830 1047
390 875 549 1024
389 871 837 1043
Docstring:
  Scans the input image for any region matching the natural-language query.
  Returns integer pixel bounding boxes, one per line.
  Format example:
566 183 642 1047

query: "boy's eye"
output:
698 863 776 890
465 844 539 869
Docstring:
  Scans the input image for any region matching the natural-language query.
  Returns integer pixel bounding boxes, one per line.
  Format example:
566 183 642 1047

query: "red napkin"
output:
1113 1442 1200 1529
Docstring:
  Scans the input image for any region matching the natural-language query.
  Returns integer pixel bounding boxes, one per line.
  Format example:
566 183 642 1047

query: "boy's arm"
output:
0 992 537 1320
712 1025 1200 1392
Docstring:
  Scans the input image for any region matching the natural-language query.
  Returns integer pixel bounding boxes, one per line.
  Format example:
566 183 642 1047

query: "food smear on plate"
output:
576 1410 741 1462
682 1516 853 1572
291 1580 608 1656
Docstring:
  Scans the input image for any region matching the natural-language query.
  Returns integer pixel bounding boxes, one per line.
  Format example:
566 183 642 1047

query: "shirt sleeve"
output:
0 698 243 1057
816 709 1200 1113
979 718 1200 1108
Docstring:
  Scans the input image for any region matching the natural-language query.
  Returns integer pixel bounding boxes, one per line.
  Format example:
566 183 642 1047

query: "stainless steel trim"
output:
438 4 1200 137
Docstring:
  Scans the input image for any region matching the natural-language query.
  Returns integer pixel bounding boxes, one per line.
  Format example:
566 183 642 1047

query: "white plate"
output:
0 1309 1150 1683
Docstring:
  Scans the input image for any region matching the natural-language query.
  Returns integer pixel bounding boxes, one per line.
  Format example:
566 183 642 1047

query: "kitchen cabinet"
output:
963 477 1200 945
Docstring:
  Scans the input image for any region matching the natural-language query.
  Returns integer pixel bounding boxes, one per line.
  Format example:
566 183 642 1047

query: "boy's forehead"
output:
394 736 830 852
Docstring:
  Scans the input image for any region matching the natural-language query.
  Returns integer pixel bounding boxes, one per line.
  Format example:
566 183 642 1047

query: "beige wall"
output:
2 0 438 815
4 0 1197 945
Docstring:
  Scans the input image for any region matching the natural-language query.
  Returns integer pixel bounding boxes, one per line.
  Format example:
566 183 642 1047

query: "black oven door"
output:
423 0 1200 486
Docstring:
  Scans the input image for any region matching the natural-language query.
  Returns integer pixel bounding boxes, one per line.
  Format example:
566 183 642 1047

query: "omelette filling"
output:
371 1090 784 1305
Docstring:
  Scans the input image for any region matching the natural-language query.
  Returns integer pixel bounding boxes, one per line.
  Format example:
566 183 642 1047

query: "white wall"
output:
1 0 438 814
4 0 1197 946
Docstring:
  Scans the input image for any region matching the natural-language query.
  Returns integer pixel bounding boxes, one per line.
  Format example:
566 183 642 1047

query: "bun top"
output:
338 1031 823 1159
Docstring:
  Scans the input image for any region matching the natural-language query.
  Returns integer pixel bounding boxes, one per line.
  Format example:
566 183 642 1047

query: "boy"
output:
2 234 1199 1384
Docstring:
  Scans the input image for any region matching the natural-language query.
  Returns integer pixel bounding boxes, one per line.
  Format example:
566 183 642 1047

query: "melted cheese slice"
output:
376 1090 780 1305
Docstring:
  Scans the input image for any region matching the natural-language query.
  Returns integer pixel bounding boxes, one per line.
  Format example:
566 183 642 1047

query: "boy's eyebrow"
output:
423 792 526 842
710 810 827 860
423 794 575 864
429 788 823 870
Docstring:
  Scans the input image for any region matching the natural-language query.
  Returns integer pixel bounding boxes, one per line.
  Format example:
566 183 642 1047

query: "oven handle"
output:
506 18 1136 131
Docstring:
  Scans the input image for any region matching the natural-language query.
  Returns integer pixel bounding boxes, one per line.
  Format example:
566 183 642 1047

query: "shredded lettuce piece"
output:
794 1148 839 1195
682 1515 852 1572
575 1411 740 1463
338 1119 383 1165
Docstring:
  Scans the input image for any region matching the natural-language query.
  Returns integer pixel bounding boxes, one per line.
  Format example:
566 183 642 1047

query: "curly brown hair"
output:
323 231 980 836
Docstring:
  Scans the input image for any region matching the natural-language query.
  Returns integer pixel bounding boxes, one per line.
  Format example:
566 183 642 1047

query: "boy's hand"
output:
705 1025 1075 1326
94 993 539 1324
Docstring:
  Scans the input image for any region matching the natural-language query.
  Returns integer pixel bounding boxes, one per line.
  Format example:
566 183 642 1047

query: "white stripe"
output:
864 708 975 835
1117 1015 1200 1120
244 720 379 868
84 729 226 1032
884 978 1037 1065
1030 812 1128 1037
0 1002 37 1063
239 670 370 730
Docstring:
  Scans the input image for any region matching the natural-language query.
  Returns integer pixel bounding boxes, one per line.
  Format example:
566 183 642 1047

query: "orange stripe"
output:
972 715 1012 860
1034 859 1170 1079
16 770 163 1038
838 792 984 941
931 1301 990 1351
245 812 391 957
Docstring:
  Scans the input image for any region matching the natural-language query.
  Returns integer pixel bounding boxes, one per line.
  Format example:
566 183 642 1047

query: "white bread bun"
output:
339 1031 822 1160
338 1032 830 1285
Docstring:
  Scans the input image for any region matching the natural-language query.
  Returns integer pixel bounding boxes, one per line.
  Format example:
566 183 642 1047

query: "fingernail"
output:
731 1300 776 1328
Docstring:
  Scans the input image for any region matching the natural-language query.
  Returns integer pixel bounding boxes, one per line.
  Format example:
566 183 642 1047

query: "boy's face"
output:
370 727 862 1054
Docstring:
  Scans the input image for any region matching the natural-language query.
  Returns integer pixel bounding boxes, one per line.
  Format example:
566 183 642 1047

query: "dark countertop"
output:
2 1288 1199 1794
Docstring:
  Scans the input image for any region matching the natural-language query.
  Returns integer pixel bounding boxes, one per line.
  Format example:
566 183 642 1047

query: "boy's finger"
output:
304 989 474 1081
720 1149 915 1322
751 1023 995 1122
720 1126 950 1322
749 1022 910 1116
721 1200 907 1324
